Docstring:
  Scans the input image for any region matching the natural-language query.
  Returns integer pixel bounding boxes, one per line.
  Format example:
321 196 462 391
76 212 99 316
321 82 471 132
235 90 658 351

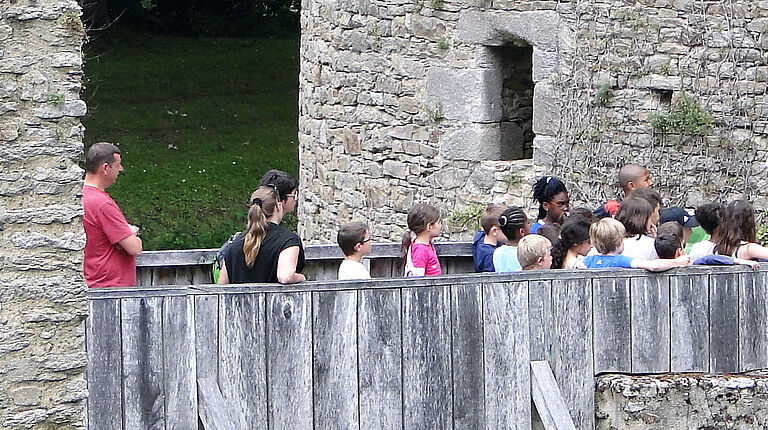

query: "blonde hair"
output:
243 186 279 267
518 235 552 269
590 218 626 254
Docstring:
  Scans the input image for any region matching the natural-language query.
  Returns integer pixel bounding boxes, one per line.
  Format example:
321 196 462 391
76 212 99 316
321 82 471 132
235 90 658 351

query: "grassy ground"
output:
82 28 299 250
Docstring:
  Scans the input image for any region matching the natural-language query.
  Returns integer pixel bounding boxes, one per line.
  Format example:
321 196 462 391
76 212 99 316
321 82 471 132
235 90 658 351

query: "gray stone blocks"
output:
425 66 502 123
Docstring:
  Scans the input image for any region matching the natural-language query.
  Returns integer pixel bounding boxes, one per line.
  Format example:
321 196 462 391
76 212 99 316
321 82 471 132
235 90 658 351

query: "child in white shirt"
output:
337 222 372 280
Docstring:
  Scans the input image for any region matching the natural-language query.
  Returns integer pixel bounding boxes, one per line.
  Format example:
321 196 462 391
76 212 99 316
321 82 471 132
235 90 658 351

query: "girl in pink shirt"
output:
401 203 443 277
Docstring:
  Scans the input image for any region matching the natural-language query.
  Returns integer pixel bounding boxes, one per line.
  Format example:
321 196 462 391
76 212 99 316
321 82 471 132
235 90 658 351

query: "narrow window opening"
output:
490 43 535 160
655 89 674 107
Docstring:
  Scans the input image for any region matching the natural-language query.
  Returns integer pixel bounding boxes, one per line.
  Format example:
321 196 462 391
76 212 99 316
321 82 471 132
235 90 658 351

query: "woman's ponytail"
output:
243 186 279 267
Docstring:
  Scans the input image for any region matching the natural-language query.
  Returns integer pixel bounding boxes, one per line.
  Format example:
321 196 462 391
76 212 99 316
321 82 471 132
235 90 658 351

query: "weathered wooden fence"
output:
86 264 768 430
133 242 474 285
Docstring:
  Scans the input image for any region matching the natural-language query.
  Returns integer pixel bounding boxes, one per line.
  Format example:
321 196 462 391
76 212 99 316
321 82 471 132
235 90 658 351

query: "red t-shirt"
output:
82 185 136 288
411 242 442 276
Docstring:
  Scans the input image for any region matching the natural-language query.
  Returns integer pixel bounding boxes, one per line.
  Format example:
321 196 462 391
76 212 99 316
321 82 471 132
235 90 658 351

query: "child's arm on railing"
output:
632 255 692 272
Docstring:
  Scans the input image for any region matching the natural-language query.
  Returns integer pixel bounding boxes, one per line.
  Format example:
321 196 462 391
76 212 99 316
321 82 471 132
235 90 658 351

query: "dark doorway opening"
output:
490 43 535 160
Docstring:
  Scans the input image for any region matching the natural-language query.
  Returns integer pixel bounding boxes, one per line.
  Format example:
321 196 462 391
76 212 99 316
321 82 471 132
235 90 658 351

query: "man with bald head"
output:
618 164 653 195
594 164 653 219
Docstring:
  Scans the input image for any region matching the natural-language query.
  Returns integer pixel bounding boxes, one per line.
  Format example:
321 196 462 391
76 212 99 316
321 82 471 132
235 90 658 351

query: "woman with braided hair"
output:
493 206 530 273
217 185 306 284
531 176 569 234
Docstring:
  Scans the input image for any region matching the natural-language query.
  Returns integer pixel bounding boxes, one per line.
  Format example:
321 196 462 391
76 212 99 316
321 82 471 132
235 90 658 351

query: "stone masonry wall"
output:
298 0 768 242
0 1 87 428
596 372 768 429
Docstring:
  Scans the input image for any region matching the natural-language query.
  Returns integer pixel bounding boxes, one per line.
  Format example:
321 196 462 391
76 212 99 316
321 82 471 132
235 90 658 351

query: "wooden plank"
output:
358 288 402 429
172 266 194 285
710 273 739 372
592 277 631 373
198 377 244 430
86 299 123 430
191 264 213 284
551 278 593 430
451 284 485 428
739 271 768 371
134 242 472 268
267 292 313 428
369 258 399 278
483 281 530 430
313 290 359 429
305 261 340 282
530 361 577 430
163 296 198 429
630 275 670 373
670 274 709 372
121 297 165 430
441 257 475 275
218 294 267 429
402 286 452 430
136 268 153 286
152 267 175 286
529 280 553 362
194 295 218 380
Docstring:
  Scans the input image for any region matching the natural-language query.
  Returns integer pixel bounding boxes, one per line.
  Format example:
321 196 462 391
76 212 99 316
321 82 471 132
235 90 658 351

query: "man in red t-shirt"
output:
82 142 142 288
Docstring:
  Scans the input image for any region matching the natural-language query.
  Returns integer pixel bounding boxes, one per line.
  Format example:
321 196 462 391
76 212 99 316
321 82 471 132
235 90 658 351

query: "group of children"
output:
335 163 766 280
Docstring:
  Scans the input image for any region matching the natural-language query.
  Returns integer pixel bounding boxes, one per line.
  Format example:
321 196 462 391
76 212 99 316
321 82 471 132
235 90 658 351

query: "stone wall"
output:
596 372 768 429
0 1 87 428
298 0 768 242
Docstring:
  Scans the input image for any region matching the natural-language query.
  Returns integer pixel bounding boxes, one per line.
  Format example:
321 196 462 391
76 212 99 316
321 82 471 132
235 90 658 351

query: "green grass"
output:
83 28 299 250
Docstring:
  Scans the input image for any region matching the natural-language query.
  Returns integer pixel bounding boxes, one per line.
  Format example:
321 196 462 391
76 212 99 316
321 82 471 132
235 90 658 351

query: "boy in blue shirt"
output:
472 204 507 272
582 218 691 271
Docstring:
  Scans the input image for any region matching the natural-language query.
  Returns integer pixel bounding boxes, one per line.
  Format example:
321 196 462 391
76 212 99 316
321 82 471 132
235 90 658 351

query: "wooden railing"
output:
134 242 475 285
85 265 768 430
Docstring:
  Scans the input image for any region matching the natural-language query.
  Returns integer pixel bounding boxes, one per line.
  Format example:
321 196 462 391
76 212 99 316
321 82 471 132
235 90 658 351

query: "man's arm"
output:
118 235 142 256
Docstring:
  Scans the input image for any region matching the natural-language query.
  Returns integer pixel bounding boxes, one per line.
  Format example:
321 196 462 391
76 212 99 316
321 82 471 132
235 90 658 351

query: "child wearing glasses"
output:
337 222 372 280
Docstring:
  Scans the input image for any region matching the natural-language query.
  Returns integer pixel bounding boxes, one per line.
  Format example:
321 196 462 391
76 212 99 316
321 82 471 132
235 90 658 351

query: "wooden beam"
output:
530 361 577 430
197 377 246 430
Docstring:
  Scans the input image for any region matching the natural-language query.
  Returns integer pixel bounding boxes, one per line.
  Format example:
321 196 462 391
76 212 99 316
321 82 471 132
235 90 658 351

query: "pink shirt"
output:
82 186 136 288
411 242 442 276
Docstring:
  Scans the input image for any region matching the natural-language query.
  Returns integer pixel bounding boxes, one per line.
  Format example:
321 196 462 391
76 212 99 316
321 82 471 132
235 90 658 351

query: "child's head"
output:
532 176 569 223
401 203 441 259
654 222 684 259
482 204 507 231
536 223 561 245
615 197 653 237
498 206 530 242
659 207 698 243
518 234 553 270
407 203 441 237
715 199 757 256
337 222 371 257
627 187 662 226
551 215 592 269
618 164 652 194
590 218 626 254
695 202 724 236
570 207 596 224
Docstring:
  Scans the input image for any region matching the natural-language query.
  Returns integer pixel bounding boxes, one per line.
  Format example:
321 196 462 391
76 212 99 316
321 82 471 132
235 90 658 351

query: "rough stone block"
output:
532 135 559 166
426 67 502 123
532 47 558 82
439 125 502 161
631 74 682 91
34 100 86 119
457 10 560 49
382 160 408 179
532 82 560 136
